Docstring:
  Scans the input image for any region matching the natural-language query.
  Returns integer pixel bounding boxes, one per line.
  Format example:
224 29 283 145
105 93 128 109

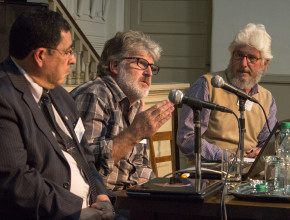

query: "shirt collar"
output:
248 83 259 96
102 75 140 109
11 57 43 103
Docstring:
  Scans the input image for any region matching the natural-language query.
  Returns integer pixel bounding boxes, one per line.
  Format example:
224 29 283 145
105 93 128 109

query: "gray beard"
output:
115 65 149 103
225 63 264 90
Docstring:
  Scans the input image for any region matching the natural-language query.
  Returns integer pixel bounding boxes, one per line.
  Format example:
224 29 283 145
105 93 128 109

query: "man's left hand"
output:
245 147 261 158
91 195 114 220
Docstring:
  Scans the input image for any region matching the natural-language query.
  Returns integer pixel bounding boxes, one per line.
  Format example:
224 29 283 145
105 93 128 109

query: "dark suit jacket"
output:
0 57 110 219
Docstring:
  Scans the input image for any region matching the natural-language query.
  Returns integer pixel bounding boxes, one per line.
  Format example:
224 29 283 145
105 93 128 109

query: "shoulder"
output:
256 84 273 101
71 77 113 100
71 77 115 113
187 71 224 94
257 84 272 95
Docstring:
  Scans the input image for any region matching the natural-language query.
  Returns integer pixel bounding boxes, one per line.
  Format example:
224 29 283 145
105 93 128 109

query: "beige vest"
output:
202 71 272 152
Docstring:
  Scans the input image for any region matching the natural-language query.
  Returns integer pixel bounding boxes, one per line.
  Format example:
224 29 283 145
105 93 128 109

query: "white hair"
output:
229 23 273 60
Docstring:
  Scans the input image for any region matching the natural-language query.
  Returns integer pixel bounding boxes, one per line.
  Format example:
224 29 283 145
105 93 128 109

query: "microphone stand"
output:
193 108 202 192
238 97 246 179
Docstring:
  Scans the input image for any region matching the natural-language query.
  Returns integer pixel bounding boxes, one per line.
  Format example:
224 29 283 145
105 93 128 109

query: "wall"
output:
49 0 124 55
211 0 290 75
211 0 290 120
125 0 212 85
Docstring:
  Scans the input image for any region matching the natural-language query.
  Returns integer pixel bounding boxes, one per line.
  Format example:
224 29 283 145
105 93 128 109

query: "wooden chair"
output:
149 104 181 177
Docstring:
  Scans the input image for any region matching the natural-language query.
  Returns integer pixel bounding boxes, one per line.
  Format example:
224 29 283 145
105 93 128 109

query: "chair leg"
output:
149 138 158 177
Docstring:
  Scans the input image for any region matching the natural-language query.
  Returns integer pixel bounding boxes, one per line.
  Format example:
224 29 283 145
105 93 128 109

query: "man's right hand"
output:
112 99 174 164
130 99 174 141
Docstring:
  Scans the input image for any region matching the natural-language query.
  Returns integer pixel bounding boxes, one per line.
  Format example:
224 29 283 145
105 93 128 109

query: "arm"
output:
177 77 223 161
74 93 174 172
133 142 156 183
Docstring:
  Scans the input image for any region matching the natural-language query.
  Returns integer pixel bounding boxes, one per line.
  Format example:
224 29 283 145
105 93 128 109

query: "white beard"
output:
115 64 149 102
225 62 264 90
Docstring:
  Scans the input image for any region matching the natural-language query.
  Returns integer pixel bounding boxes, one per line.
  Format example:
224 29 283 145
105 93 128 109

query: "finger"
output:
147 100 172 115
246 148 253 154
138 99 145 113
93 201 113 211
246 151 256 158
101 212 114 220
157 111 173 125
148 100 174 118
253 148 261 157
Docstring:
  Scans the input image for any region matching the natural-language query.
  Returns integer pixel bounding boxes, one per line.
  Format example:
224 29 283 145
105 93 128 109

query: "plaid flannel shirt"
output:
71 75 155 191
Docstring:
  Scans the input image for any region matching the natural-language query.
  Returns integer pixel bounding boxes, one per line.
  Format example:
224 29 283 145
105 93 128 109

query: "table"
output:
115 189 290 220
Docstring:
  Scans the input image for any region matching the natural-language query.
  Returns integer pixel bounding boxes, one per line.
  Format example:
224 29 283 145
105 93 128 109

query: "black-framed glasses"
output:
122 57 160 75
45 47 75 57
233 51 262 64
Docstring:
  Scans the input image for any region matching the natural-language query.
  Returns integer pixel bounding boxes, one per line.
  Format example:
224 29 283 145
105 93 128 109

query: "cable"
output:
257 102 272 133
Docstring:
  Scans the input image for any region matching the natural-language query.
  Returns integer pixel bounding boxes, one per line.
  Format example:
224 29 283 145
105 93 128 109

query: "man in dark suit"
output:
0 9 114 219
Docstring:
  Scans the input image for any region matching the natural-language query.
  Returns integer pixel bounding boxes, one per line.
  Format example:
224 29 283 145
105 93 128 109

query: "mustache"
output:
140 77 150 84
237 68 251 75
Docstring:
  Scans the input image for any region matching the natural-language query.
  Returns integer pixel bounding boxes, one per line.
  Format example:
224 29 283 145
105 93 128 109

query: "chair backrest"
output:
149 104 181 177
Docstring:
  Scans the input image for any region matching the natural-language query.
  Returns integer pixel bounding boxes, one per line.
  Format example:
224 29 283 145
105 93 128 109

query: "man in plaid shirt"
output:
71 31 174 191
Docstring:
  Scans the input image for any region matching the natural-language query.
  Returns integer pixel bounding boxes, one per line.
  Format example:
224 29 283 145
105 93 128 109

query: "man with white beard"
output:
71 31 174 191
177 23 277 162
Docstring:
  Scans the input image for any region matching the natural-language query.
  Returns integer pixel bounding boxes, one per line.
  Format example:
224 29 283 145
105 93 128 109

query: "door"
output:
125 0 212 84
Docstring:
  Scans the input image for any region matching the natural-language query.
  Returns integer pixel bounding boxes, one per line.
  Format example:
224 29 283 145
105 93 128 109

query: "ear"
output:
109 60 119 75
33 48 46 67
263 59 270 69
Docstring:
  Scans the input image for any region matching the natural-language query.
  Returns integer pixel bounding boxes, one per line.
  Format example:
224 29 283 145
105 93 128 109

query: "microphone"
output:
211 75 258 103
168 89 233 113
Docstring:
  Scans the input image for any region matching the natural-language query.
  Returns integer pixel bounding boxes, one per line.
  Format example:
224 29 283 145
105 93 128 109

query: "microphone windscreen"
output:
168 89 183 104
211 75 224 88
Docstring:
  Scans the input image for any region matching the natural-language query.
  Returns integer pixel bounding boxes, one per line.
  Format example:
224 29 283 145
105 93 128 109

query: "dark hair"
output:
97 30 162 77
9 9 70 59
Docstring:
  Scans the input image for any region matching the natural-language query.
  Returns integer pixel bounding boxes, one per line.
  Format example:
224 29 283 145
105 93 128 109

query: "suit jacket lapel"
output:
50 90 80 147
4 57 66 158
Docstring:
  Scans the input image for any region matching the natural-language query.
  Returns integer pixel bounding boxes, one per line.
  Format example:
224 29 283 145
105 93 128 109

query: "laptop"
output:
126 176 223 201
181 119 289 180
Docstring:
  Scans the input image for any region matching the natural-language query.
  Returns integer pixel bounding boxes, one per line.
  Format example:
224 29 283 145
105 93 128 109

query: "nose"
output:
144 65 153 77
242 56 248 67
70 53 77 65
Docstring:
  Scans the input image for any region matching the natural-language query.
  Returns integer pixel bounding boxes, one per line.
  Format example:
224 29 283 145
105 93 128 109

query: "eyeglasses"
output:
122 57 160 75
233 51 262 64
45 47 75 57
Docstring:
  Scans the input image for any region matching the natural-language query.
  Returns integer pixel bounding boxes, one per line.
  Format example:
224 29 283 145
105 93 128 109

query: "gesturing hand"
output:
130 100 174 140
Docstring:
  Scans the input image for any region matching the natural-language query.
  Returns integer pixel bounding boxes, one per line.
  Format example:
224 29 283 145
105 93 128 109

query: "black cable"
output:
257 102 272 133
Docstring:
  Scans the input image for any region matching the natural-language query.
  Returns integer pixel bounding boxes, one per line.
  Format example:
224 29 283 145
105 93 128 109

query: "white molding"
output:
145 83 190 105
261 74 290 84
64 82 190 96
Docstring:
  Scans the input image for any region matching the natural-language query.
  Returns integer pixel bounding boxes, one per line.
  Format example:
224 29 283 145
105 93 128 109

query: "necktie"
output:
41 89 97 203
